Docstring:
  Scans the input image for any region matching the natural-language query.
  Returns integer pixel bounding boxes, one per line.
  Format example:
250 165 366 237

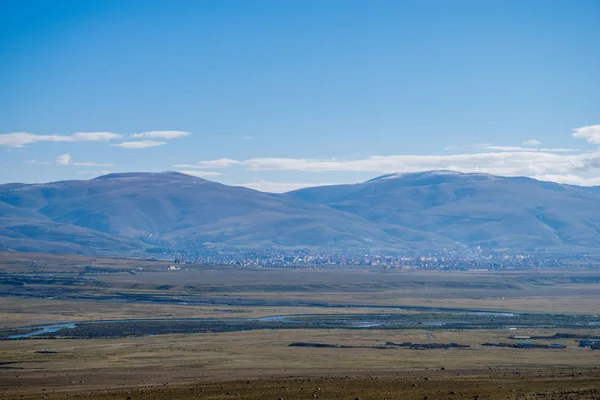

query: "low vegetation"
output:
1 252 599 399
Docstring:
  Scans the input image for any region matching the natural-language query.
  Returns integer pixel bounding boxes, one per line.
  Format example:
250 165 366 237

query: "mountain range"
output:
1 170 599 255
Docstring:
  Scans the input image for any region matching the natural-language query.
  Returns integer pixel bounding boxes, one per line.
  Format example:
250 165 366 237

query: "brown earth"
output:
2 252 600 399
2 368 600 399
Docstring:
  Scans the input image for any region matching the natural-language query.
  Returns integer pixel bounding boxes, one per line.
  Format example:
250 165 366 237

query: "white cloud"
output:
175 125 600 187
56 153 72 166
530 174 600 187
444 143 492 151
130 131 191 139
242 136 255 140
172 164 201 169
55 153 114 167
177 170 223 178
185 150 600 184
174 158 242 169
446 142 573 153
238 181 335 193
0 132 123 147
240 153 568 175
483 145 576 152
0 130 191 148
70 132 123 141
522 139 542 146
25 160 51 165
572 125 600 144
112 140 167 149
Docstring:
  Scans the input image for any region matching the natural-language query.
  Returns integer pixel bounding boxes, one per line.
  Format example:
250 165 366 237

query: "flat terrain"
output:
2 329 600 399
1 252 599 399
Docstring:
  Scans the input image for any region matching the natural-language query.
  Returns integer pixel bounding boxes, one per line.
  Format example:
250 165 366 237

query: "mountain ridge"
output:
1 170 599 255
288 171 600 253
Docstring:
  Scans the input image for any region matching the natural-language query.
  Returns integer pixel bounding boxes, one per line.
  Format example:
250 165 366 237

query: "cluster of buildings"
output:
153 247 591 270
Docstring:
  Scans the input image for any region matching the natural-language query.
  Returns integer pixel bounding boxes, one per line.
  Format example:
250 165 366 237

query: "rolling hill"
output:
0 172 454 255
287 171 600 253
1 170 600 255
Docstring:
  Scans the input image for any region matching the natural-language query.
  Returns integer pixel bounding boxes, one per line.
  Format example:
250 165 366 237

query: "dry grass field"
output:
1 252 599 399
0 297 421 329
1 329 600 399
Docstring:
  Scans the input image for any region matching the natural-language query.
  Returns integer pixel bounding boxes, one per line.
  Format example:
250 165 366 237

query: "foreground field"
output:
3 369 600 399
1 329 600 399
2 328 600 399
1 252 599 399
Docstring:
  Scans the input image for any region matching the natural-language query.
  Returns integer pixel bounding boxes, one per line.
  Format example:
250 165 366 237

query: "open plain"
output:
1 252 599 399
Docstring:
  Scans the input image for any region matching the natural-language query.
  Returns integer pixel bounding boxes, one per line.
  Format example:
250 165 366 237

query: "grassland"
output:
2 329 600 399
1 252 599 399
3 252 600 313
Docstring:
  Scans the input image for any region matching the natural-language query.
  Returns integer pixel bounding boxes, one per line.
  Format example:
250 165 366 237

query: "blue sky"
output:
1 0 599 191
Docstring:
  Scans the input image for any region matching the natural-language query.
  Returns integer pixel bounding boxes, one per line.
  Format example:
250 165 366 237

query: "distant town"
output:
150 247 599 270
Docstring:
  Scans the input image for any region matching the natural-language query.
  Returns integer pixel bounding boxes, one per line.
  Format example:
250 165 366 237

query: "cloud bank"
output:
178 125 600 189
234 151 598 177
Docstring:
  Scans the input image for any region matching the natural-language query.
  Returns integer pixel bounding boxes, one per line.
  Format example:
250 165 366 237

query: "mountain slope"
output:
0 172 455 254
3 170 600 255
287 171 600 252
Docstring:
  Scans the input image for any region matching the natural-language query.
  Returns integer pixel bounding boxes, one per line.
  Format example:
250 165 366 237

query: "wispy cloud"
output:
0 130 191 148
522 139 542 146
443 143 492 151
55 153 114 167
187 151 600 186
111 140 166 149
174 158 242 169
70 132 122 141
113 130 190 148
530 174 600 186
0 132 123 147
572 125 600 145
25 160 51 165
483 145 576 152
171 125 600 187
238 151 600 178
130 130 191 139
242 136 254 140
445 141 574 153
177 170 224 178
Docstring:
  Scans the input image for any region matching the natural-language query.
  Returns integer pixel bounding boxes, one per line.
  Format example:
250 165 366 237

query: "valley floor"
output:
1 253 599 399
